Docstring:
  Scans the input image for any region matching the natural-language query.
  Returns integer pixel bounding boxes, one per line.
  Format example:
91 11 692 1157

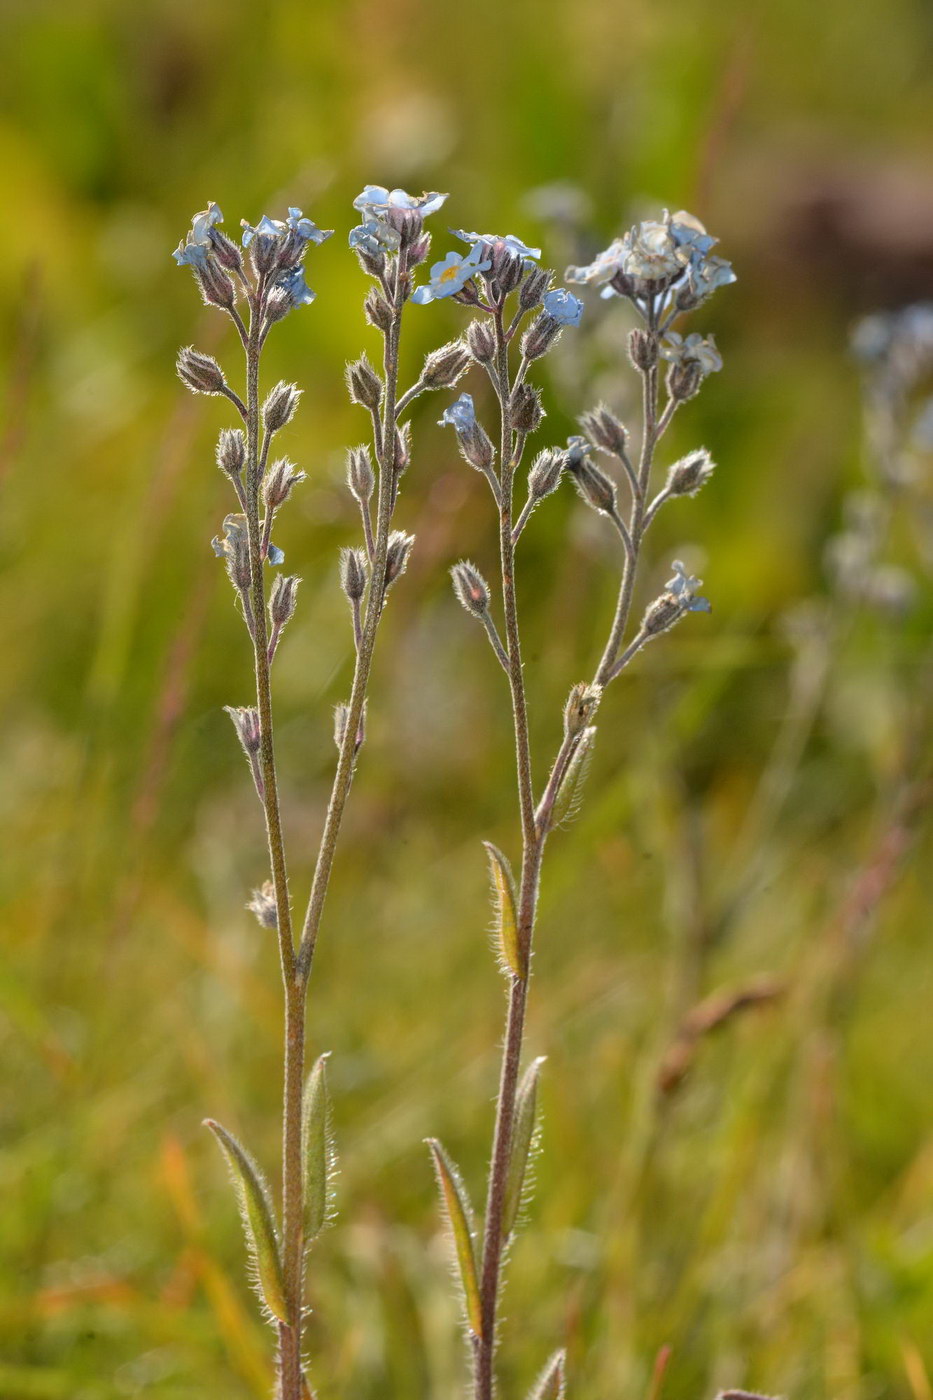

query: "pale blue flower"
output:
565 238 627 287
683 254 736 302
412 247 493 304
353 186 448 219
267 543 285 566
173 202 223 266
349 220 401 255
543 288 584 326
242 209 333 248
660 332 723 375
275 267 316 309
668 211 717 257
667 559 711 613
451 230 542 260
438 393 476 430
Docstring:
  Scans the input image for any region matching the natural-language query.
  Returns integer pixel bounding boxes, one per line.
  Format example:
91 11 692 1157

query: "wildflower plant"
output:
418 209 734 1399
173 186 472 1400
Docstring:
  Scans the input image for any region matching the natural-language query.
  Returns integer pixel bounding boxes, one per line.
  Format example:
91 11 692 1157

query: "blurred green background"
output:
2 0 933 1396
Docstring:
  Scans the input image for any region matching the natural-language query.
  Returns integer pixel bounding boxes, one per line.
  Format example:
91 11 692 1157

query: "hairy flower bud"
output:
466 318 496 365
510 383 545 435
209 227 244 273
262 459 306 511
384 530 415 588
225 704 261 755
269 573 300 629
334 700 367 755
363 286 393 332
264 285 293 325
177 346 227 395
579 404 628 456
521 312 562 362
216 427 246 479
563 682 602 739
519 266 551 312
421 339 472 390
247 881 278 930
263 382 301 434
458 420 496 475
642 591 683 635
346 445 375 503
339 545 368 602
628 328 658 373
565 438 617 515
195 260 236 310
527 448 565 500
666 447 715 496
345 355 383 412
666 359 703 402
450 560 491 617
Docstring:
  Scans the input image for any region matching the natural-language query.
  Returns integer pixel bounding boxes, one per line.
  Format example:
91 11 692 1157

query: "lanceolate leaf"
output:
483 840 524 978
204 1119 289 1325
301 1053 334 1242
426 1138 483 1338
551 726 596 828
502 1056 545 1241
527 1349 567 1400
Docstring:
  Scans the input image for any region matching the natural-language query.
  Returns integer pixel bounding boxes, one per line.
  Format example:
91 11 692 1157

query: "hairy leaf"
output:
502 1056 545 1240
302 1053 334 1242
528 1349 567 1400
426 1137 482 1338
552 726 596 827
204 1118 288 1324
483 840 524 978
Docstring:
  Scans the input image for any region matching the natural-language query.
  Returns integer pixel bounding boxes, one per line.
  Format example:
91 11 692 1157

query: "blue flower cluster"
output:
566 210 735 305
349 185 448 257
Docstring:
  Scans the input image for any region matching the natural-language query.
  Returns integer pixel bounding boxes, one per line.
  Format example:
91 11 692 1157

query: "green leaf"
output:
483 840 524 978
426 1137 483 1338
204 1118 289 1324
551 726 596 827
502 1056 545 1240
527 1349 567 1400
302 1053 334 1241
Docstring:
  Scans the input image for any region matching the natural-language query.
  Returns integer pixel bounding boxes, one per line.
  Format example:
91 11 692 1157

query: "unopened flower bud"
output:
209 227 244 273
262 459 306 511
466 319 496 364
666 360 703 401
666 447 715 496
642 592 683 635
579 404 628 455
519 266 551 312
459 421 496 475
224 704 261 755
339 545 368 602
195 260 236 310
346 445 375 503
247 881 278 930
384 530 415 588
345 355 383 411
363 286 393 332
334 700 367 754
628 328 658 373
216 427 246 479
510 383 545 434
521 312 562 362
528 448 565 500
177 346 227 395
565 438 617 515
421 339 472 390
408 233 432 266
394 421 412 477
263 381 301 434
495 251 525 296
269 573 300 629
450 560 490 617
264 285 292 324
563 682 601 740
